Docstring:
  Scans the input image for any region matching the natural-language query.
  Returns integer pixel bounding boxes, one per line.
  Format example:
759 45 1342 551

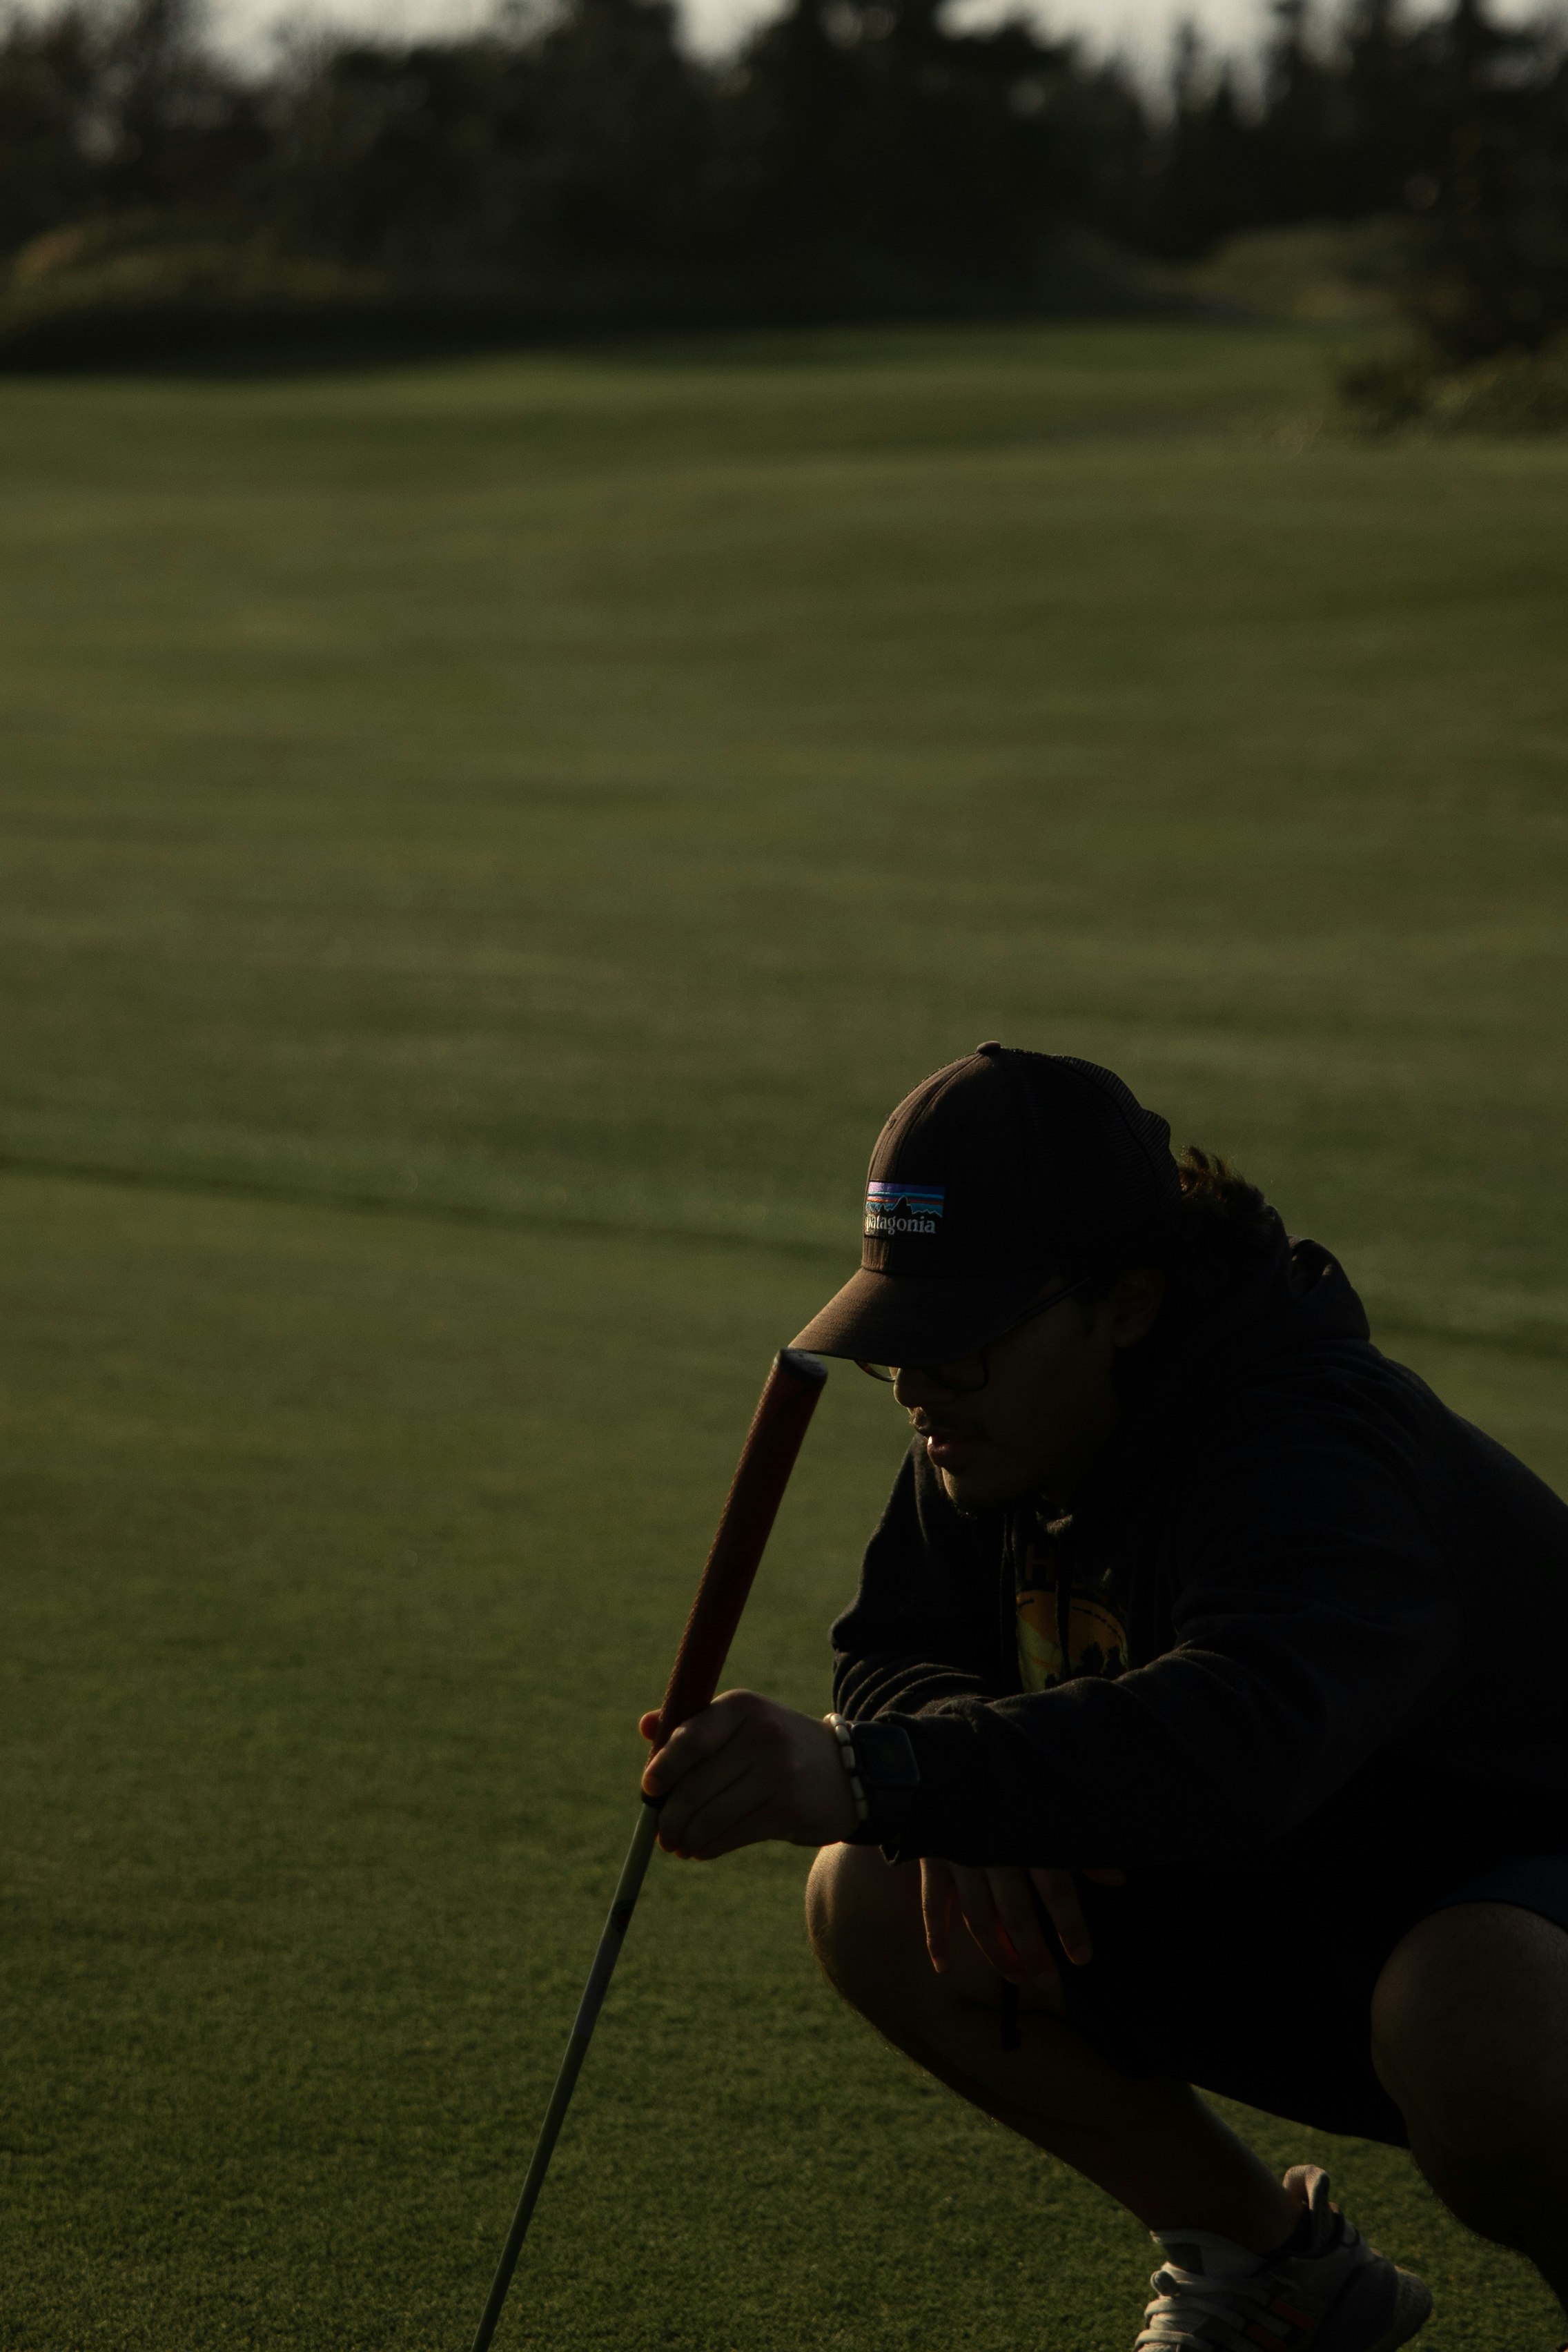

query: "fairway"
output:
1 322 1566 2351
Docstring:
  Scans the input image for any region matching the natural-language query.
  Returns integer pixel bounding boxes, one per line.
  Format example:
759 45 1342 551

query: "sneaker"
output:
1135 2164 1432 2351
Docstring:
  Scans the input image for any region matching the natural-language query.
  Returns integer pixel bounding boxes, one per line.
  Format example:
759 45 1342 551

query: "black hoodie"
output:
831 1239 1568 1875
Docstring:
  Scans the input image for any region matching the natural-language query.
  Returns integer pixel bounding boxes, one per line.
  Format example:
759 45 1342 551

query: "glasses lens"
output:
855 1362 896 1383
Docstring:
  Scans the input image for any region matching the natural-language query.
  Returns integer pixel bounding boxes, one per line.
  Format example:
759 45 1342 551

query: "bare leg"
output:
807 1843 1298 2253
1373 1901 1568 2315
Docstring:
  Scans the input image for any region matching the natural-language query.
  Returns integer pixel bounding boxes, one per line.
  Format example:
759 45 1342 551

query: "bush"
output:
1338 333 1568 432
1427 336 1568 429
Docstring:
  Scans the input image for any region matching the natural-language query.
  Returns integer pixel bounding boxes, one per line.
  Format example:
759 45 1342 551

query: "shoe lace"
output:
1134 2255 1278 2351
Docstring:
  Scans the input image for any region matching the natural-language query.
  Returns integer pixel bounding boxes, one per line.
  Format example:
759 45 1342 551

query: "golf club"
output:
466 1344 830 2352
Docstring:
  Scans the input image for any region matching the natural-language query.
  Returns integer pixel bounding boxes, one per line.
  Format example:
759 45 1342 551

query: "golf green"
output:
1 321 1565 2349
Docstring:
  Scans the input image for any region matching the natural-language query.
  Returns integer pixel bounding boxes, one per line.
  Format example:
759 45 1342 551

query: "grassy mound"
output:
1184 217 1414 324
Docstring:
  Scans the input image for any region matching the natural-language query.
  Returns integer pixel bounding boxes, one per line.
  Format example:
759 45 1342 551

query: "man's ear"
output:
1106 1266 1165 1349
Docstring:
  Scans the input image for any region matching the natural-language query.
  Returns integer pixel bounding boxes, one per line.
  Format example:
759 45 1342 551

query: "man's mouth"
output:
913 1419 983 1471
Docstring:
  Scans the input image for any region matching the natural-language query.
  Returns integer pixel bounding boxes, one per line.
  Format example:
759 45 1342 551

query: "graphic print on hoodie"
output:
1012 1507 1130 1694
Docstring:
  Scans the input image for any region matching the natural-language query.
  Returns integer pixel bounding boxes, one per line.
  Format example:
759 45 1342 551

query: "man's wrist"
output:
824 1712 921 1845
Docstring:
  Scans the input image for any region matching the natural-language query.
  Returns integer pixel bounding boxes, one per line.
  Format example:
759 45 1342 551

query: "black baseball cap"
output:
790 1044 1182 1367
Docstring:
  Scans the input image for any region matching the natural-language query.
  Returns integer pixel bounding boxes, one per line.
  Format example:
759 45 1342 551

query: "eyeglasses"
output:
854 1272 1100 1395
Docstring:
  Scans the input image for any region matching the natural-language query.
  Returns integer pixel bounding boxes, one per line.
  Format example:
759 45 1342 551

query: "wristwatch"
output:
825 1712 921 1844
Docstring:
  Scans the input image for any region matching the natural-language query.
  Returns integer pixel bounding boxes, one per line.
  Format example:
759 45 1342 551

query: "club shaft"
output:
467 1800 661 2352
466 1350 828 2351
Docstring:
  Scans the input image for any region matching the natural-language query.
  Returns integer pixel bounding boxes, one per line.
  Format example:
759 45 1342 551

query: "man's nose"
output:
892 1365 940 1411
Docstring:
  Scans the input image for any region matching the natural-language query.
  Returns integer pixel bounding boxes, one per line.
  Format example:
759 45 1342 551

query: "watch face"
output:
854 1721 921 1792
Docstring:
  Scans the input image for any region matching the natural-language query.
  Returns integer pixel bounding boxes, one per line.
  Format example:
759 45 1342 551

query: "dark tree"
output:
0 6 102 252
725 0 1145 302
0 0 1562 361
97 0 268 213
1407 0 1568 355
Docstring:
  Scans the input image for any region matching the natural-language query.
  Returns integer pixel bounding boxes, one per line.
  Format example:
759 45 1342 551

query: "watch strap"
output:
826 1713 921 1845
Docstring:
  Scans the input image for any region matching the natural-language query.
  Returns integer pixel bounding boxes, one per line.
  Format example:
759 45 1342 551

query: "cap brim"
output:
790 1266 1048 1366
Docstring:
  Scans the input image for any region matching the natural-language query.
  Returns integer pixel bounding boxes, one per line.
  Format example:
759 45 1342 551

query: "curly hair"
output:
1166 1146 1288 1306
1073 1147 1288 1407
1069 1145 1287 1346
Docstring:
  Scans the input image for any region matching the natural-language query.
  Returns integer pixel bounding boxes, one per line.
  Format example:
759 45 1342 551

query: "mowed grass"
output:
3 321 1567 1340
1 322 1566 2350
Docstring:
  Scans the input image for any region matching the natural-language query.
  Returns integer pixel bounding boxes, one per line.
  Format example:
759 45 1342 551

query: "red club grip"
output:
649 1349 829 1749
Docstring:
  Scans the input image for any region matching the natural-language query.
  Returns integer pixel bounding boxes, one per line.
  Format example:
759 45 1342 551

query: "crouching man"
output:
641 1044 1568 2351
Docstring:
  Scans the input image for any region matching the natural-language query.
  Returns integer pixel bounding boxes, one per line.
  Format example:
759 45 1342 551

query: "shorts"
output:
1049 1844 1568 2146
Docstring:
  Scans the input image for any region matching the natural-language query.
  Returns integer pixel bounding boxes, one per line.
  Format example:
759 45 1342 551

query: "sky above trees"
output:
210 0 1538 67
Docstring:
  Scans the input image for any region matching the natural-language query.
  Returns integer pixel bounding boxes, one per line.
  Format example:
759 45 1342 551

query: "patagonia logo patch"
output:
864 1180 945 1237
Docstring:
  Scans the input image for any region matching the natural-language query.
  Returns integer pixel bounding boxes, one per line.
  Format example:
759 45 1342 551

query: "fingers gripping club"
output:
466 1348 828 2352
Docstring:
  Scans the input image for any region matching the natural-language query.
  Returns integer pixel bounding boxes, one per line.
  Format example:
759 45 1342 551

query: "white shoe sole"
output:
1364 2267 1433 2352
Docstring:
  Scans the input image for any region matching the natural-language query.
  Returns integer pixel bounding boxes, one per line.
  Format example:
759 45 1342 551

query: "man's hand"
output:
640 1690 859 1859
921 1859 1126 1996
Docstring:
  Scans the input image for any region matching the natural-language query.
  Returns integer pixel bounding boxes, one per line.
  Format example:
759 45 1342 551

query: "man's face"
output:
890 1269 1164 1513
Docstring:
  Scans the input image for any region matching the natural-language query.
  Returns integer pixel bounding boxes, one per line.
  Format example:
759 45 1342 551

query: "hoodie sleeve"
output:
831 1440 1008 1718
865 1401 1464 1869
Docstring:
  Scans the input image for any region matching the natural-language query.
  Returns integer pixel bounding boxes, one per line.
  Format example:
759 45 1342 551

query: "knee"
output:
1372 1903 1568 2221
805 1841 923 2011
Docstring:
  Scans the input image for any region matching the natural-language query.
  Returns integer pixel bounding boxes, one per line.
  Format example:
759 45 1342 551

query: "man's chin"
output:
937 1461 1035 1515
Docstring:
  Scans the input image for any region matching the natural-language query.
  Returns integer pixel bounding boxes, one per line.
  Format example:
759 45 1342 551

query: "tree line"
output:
1 0 1564 359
